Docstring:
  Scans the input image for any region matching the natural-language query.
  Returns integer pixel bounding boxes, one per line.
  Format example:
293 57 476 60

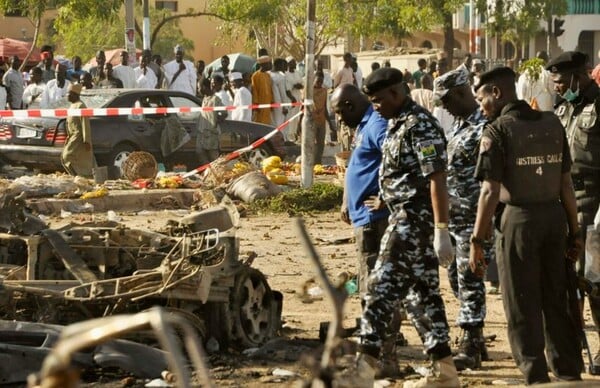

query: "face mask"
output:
561 74 580 102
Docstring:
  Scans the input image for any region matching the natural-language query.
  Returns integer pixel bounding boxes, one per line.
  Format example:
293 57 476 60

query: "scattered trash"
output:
344 279 358 295
413 365 431 377
64 202 95 213
80 187 109 199
271 368 296 377
60 209 73 218
28 307 212 388
107 210 121 222
161 370 176 384
307 286 324 297
145 378 172 387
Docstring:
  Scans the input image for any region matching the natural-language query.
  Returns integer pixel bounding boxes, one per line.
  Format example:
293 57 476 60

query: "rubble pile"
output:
0 196 283 385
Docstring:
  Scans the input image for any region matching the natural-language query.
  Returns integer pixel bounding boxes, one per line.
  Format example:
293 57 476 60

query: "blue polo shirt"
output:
346 105 389 226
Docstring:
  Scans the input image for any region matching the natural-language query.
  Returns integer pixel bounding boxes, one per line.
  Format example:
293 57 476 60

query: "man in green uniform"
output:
547 51 600 367
470 67 583 384
61 83 94 178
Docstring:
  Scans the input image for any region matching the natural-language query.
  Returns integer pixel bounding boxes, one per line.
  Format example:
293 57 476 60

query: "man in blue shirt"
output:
333 84 403 377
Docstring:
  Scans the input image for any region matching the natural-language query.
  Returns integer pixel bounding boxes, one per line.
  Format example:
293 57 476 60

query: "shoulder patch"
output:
418 140 437 159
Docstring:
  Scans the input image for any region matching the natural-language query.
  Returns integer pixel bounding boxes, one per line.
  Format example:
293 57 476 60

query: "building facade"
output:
0 1 245 65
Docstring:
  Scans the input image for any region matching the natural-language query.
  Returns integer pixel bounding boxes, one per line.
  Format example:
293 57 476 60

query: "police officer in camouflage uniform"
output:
547 51 600 367
470 67 583 384
433 66 488 371
357 68 460 387
333 84 405 377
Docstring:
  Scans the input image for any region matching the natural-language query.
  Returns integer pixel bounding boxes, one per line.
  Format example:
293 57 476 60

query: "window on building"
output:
155 1 178 11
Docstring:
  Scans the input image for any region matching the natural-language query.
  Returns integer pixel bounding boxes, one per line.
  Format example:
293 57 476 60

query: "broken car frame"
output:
0 198 282 350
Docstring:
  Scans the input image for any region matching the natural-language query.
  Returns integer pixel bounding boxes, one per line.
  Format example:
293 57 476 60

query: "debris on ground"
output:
0 319 168 384
0 195 283 384
27 307 212 388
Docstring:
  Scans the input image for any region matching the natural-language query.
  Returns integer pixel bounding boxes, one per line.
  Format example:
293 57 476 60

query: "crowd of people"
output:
2 43 600 387
333 49 600 387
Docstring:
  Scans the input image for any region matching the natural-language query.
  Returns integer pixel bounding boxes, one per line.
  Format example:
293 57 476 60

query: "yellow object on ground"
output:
157 176 183 189
80 187 109 199
267 170 288 185
313 164 325 174
261 156 282 174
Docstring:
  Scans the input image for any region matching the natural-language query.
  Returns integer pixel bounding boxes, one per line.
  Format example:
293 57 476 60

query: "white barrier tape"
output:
182 110 304 178
0 101 312 119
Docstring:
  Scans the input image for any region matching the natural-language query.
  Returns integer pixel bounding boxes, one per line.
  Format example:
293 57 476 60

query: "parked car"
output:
0 89 285 175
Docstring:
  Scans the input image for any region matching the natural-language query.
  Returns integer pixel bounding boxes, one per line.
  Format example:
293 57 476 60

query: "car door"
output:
125 94 170 151
168 94 241 154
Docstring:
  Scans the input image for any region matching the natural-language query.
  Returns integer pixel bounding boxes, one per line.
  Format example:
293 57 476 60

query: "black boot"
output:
453 327 485 371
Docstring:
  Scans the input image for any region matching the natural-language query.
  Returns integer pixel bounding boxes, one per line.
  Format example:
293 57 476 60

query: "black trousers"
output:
497 203 583 385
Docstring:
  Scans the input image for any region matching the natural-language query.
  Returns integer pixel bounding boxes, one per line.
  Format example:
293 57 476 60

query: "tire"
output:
163 307 207 344
204 302 232 349
229 267 278 348
102 143 136 177
245 147 272 169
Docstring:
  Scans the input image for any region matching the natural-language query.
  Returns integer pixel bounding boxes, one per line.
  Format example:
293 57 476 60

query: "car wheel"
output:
229 267 278 348
245 147 271 168
107 144 136 171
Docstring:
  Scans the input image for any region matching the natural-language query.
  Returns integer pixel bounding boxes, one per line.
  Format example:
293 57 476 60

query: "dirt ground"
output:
44 207 600 387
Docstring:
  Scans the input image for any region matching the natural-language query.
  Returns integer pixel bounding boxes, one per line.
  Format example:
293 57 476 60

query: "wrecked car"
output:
0 197 282 351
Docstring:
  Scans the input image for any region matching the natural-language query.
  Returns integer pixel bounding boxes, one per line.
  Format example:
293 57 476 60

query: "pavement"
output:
27 189 198 215
17 143 343 216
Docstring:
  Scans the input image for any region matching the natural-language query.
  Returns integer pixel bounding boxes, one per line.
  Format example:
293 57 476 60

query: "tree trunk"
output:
20 16 41 72
442 11 454 66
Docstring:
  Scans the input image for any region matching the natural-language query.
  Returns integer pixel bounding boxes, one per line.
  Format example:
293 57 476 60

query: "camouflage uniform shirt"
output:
447 107 487 228
379 99 447 214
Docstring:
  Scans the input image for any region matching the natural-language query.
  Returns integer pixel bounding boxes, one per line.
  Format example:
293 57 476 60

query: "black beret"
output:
362 67 404 95
546 51 588 73
474 66 516 91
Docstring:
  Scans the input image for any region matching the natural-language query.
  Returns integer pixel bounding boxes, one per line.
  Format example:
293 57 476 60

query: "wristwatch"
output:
470 235 485 246
434 222 448 229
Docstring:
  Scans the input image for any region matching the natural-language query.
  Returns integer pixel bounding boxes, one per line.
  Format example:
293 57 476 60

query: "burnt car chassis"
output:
0 201 282 350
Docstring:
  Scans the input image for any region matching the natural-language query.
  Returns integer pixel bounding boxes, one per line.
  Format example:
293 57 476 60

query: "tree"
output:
0 0 121 69
210 0 465 63
476 0 567 59
54 4 194 61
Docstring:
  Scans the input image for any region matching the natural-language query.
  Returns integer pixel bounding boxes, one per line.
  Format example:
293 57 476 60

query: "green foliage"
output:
0 0 48 19
249 183 343 214
53 4 193 61
209 0 466 58
518 57 545 82
476 0 567 54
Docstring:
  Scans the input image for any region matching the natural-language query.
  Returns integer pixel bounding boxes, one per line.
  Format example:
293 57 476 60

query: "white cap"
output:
229 72 243 81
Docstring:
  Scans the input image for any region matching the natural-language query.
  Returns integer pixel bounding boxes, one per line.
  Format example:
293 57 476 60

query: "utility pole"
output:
300 0 316 188
124 0 136 65
143 0 151 50
469 0 475 53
